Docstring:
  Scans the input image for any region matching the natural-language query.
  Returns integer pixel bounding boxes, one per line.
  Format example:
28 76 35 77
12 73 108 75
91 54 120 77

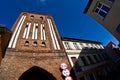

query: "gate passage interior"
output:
19 66 57 80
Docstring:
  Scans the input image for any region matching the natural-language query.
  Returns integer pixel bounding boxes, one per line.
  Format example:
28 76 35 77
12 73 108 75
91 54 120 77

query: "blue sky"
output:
0 0 119 46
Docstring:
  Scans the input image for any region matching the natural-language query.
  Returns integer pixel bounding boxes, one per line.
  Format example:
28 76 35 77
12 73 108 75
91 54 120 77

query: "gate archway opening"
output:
19 66 57 80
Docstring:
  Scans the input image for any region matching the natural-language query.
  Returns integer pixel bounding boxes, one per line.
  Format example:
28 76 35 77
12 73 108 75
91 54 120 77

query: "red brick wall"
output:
0 12 71 80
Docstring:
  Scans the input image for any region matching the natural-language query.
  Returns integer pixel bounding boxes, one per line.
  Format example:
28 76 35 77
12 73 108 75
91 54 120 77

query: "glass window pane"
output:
116 24 120 33
98 3 102 8
93 55 100 62
95 3 110 19
75 62 82 72
73 42 80 49
89 73 96 80
98 54 103 61
81 56 88 66
65 42 71 49
95 8 99 13
25 41 29 46
89 74 96 80
118 43 120 48
102 5 110 12
87 56 94 64
99 11 107 18
109 0 114 3
42 42 46 47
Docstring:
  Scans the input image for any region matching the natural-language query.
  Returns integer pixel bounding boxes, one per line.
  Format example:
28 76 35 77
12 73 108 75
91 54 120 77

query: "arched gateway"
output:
0 11 70 80
19 66 56 80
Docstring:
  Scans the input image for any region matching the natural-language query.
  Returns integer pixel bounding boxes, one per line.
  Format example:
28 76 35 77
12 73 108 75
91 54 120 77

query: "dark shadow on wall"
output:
19 66 57 80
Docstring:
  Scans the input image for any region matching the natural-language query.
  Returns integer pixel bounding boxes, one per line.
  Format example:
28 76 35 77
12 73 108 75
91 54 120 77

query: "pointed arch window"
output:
23 24 28 38
32 23 38 39
41 42 46 47
23 23 31 39
31 15 34 19
40 16 43 21
35 24 38 39
41 24 46 40
25 41 29 46
33 41 37 47
42 24 46 40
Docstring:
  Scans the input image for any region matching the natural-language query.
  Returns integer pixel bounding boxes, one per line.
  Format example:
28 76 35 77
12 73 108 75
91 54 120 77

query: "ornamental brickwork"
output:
0 11 70 80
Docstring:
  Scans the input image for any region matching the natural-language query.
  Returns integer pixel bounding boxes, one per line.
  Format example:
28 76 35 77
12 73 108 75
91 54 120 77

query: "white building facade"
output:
62 37 110 80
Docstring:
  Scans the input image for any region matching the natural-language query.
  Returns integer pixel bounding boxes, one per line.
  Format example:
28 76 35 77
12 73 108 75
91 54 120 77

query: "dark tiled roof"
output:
0 26 12 34
61 37 102 44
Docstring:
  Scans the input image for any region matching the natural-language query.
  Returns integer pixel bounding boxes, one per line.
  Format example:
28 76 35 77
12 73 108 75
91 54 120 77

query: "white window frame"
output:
94 2 110 19
73 42 80 50
64 42 71 50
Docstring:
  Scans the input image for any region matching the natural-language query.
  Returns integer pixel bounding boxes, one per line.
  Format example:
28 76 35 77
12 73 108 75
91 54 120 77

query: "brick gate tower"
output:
0 11 70 80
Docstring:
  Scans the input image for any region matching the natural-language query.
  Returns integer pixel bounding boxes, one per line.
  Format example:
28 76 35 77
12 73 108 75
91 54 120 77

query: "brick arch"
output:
18 66 57 80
